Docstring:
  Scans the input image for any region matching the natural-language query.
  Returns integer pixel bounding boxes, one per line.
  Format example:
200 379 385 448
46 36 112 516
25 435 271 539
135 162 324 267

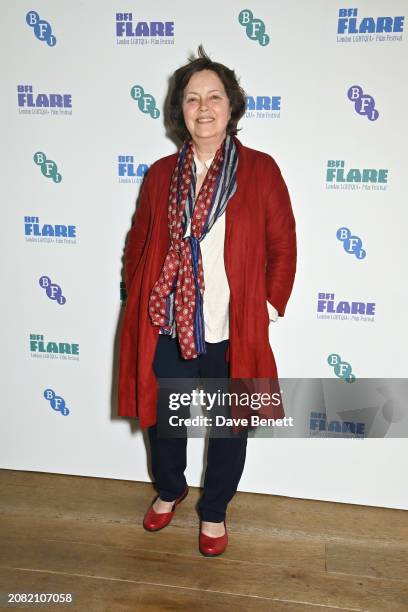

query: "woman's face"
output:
182 69 232 146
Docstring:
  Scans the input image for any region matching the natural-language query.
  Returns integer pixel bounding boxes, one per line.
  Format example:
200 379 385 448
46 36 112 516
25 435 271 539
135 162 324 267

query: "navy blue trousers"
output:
148 334 248 522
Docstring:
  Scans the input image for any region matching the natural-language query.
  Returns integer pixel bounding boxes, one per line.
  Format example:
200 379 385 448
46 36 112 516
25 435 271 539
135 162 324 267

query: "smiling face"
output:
181 69 232 149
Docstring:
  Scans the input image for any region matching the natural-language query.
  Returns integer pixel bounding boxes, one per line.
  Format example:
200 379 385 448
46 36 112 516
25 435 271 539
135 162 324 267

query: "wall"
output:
1 1 407 510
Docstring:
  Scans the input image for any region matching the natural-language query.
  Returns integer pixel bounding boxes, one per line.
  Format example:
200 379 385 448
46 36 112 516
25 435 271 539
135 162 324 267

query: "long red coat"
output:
117 137 297 428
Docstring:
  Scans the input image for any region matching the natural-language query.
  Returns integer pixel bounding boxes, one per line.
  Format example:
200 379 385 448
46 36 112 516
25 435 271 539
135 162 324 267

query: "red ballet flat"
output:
143 485 189 531
199 520 228 557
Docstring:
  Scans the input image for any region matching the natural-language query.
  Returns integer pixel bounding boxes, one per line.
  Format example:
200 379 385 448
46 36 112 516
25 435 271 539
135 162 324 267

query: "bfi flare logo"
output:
118 156 149 183
310 411 365 437
317 292 376 322
337 8 404 43
245 95 281 119
30 334 79 360
116 12 174 45
17 85 72 116
326 160 388 191
24 216 77 244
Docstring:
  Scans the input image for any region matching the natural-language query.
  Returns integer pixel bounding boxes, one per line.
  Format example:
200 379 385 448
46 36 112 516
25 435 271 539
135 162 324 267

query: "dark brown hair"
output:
168 45 246 141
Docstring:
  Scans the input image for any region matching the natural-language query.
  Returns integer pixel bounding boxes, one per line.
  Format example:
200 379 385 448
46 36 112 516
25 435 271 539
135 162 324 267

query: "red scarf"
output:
148 138 226 359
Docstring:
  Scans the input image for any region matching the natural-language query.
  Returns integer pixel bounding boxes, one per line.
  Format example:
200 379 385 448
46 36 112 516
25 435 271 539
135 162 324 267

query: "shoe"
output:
199 520 228 557
143 485 189 532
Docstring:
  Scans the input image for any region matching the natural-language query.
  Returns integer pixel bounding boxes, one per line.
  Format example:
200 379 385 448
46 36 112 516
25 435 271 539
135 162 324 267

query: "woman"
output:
117 47 297 557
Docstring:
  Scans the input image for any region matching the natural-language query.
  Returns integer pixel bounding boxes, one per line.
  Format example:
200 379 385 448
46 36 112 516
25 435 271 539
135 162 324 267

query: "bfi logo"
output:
336 227 366 260
347 86 379 121
130 85 160 118
238 10 270 46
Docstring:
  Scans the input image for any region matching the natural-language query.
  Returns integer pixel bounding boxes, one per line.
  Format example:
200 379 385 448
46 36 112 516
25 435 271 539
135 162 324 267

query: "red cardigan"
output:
117 137 297 428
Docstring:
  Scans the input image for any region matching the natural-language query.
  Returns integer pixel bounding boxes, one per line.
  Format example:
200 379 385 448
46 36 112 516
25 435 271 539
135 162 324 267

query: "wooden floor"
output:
0 470 407 611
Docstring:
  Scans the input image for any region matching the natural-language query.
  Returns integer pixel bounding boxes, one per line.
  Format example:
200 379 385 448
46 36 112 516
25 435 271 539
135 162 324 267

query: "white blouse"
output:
179 154 278 343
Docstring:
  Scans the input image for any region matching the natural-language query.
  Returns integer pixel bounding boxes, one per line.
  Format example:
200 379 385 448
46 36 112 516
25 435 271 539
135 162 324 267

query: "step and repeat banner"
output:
2 1 407 509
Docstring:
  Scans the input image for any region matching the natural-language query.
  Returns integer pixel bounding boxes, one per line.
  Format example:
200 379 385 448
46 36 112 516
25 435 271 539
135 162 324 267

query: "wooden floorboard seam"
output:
12 536 408 584
1 509 405 549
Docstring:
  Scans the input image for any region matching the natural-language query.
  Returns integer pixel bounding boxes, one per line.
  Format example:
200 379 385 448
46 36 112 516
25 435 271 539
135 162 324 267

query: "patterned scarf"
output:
148 135 238 359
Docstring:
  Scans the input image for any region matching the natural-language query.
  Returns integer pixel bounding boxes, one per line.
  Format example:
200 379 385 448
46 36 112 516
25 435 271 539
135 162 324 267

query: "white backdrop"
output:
2 1 408 510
